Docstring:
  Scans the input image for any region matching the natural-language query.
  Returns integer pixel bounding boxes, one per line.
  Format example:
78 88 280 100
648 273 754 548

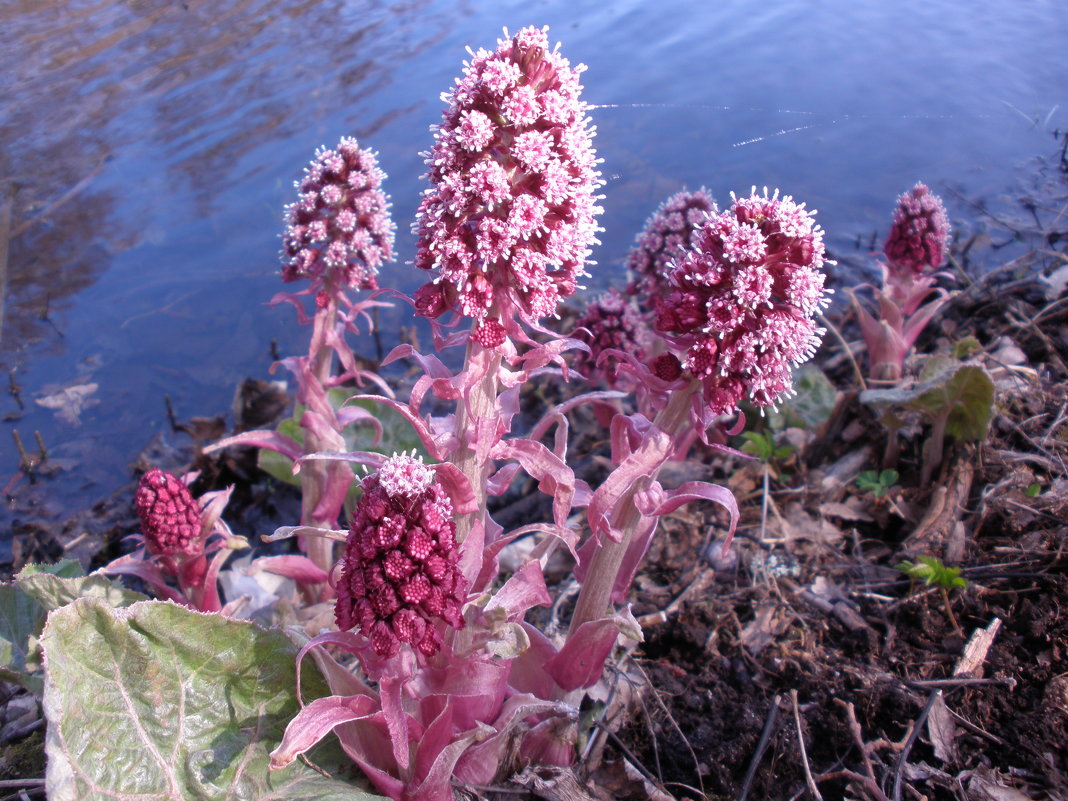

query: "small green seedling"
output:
1025 483 1042 498
856 468 899 498
740 430 794 463
896 554 967 635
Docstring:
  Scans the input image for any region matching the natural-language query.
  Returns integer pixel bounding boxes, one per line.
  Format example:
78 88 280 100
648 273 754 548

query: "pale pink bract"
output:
413 25 604 347
654 187 831 414
281 137 396 289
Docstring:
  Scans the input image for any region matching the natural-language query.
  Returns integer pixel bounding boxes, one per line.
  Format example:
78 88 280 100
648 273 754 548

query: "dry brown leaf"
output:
926 692 958 764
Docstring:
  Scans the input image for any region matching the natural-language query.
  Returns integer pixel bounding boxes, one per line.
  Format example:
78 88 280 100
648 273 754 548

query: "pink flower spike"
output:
414 25 604 346
134 468 205 557
281 137 396 290
573 289 649 389
654 187 832 415
336 453 468 659
884 182 950 279
625 187 714 298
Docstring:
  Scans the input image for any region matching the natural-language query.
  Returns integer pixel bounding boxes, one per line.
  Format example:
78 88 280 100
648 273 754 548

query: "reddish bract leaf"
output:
268 693 378 770
545 608 642 691
203 429 303 463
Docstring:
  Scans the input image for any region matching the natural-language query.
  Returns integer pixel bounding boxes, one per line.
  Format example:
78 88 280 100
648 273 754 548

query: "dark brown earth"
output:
2 138 1067 800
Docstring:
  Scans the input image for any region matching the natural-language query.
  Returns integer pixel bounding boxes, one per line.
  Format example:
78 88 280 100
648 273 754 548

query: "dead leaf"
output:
772 502 845 550
820 498 875 522
35 382 99 426
926 692 958 764
740 602 790 655
965 767 1036 801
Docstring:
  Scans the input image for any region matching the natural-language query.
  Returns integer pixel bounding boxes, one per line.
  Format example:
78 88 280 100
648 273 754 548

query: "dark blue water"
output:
2 0 1066 517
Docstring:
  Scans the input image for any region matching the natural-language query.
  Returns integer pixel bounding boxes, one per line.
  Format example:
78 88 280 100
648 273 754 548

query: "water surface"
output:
1 0 1065 525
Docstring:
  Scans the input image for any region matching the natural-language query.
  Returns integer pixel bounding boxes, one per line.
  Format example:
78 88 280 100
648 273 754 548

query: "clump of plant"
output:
28 25 837 801
849 182 954 383
897 554 968 635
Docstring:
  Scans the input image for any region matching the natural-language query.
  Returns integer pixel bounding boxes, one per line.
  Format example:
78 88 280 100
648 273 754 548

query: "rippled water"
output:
1 0 1066 522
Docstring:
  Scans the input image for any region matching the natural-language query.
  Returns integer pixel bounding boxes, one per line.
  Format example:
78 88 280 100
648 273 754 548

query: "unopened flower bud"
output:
134 468 204 557
883 182 950 278
336 454 467 657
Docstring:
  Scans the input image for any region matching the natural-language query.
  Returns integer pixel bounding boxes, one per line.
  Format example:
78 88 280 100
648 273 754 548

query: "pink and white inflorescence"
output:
413 25 604 347
883 182 950 279
135 468 204 557
654 188 831 414
625 188 715 298
281 137 396 289
335 453 467 658
574 289 647 388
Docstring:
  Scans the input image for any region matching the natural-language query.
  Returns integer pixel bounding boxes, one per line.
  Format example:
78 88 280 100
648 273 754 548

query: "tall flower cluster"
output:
574 289 647 388
135 468 204 556
413 25 604 347
654 187 831 414
335 454 467 658
883 181 950 280
625 188 714 298
281 137 396 289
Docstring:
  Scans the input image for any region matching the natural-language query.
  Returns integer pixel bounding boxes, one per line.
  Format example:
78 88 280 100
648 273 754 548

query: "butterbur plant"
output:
54 25 834 801
850 182 953 382
207 137 398 582
104 468 247 612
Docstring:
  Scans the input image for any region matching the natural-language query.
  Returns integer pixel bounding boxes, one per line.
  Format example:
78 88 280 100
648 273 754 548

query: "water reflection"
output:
0 0 1065 539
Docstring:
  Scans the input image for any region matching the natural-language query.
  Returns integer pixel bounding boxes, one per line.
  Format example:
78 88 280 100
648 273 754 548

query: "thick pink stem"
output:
567 383 697 636
450 342 502 546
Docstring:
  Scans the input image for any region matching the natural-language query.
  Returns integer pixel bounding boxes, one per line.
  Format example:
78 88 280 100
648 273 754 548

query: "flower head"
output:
654 187 831 414
883 182 950 279
414 26 604 347
574 289 648 388
626 188 714 298
135 468 204 557
281 137 396 289
336 453 467 658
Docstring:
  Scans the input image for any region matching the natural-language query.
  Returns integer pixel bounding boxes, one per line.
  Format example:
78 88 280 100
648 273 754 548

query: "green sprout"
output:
1025 482 1042 498
740 430 794 463
856 468 899 498
896 554 968 635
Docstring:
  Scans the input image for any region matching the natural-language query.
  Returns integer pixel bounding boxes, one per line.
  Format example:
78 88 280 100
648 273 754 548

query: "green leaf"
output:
740 431 774 461
896 555 967 591
0 568 147 694
1025 483 1042 498
767 365 838 432
860 362 995 442
17 559 85 579
42 599 381 801
952 336 982 360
